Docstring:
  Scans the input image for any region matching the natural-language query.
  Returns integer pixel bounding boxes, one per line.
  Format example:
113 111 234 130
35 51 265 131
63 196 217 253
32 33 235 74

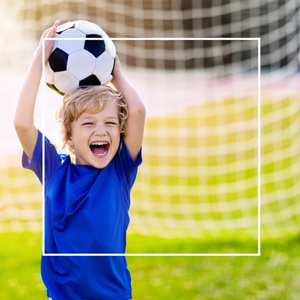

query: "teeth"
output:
91 142 108 146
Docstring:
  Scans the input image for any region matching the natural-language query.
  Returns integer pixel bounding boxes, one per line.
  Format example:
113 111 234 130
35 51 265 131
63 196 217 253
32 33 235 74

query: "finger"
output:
42 27 54 49
49 26 56 38
51 21 60 36
51 20 60 36
54 20 60 27
44 21 58 36
41 27 51 39
42 20 59 39
47 26 58 43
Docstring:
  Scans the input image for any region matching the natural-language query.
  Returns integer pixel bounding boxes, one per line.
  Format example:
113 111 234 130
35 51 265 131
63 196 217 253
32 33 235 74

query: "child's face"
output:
67 102 120 168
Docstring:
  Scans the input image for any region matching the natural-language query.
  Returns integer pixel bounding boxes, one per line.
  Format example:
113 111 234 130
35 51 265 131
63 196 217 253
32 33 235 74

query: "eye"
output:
106 122 118 125
83 122 93 126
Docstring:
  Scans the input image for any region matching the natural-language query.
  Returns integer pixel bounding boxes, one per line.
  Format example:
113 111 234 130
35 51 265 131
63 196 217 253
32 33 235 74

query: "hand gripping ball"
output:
45 20 116 96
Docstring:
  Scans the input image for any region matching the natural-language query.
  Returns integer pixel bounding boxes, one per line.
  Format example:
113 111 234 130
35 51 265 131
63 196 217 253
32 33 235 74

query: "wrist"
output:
111 68 124 85
30 53 43 70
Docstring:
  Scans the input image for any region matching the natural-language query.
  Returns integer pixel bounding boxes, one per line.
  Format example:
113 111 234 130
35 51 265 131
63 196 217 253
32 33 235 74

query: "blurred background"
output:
0 0 299 299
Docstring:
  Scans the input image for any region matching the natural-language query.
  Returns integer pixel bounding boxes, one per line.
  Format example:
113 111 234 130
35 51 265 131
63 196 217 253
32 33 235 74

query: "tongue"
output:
92 145 106 155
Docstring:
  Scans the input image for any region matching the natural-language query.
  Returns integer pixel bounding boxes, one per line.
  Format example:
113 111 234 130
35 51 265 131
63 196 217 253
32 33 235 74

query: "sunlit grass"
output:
0 232 299 299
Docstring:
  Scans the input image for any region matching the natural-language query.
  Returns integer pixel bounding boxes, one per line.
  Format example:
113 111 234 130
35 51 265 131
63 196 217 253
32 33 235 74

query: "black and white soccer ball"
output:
45 20 116 96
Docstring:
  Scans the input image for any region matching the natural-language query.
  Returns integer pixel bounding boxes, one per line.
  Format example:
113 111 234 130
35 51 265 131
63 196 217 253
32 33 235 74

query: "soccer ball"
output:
45 20 116 96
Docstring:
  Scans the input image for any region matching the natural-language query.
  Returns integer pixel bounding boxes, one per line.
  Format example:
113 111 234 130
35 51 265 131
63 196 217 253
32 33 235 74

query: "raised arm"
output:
14 20 60 160
111 57 146 162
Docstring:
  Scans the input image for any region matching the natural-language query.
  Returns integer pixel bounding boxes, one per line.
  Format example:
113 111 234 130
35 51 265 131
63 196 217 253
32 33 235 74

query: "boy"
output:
14 20 146 300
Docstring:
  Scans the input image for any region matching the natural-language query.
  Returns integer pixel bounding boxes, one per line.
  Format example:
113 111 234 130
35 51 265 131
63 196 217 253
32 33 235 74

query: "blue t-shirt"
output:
22 130 142 300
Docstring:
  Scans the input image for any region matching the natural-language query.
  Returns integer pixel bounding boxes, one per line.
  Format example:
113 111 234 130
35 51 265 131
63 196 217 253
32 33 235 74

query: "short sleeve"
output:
22 130 62 184
115 140 142 188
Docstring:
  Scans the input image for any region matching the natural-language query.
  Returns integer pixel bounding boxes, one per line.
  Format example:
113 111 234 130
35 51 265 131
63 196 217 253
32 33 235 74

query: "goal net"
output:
0 0 299 239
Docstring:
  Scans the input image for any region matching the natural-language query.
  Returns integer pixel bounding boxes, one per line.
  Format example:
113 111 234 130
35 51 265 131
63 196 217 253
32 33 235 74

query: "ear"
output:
66 137 74 147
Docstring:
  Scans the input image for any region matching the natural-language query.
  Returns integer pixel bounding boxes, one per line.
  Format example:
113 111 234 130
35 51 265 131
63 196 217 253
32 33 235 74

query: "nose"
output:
93 124 107 136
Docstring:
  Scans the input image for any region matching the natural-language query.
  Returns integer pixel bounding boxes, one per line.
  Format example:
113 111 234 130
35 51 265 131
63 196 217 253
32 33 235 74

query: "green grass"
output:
127 232 258 254
0 231 299 300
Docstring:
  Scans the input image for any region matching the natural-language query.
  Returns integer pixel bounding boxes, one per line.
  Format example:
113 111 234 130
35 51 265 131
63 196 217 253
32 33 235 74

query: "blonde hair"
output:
55 85 128 154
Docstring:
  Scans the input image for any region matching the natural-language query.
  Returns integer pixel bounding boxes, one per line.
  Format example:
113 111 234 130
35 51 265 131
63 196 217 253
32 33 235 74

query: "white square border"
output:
42 37 261 257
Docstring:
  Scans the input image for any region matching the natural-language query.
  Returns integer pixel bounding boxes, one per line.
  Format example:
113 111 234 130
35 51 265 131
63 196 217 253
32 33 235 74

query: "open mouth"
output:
90 142 110 157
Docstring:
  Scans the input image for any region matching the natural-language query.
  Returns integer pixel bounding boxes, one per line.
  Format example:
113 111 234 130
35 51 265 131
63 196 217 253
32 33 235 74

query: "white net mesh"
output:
0 0 299 237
